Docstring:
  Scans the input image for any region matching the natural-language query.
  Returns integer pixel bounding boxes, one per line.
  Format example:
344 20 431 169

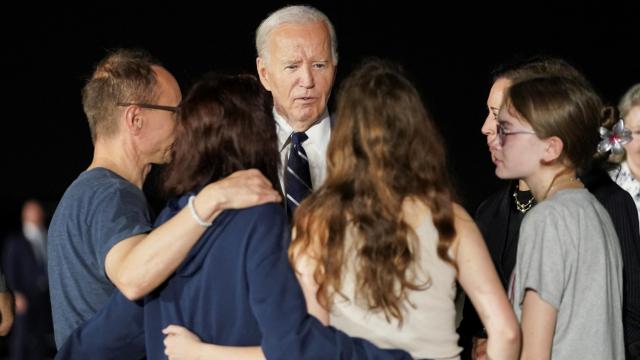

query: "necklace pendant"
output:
513 190 534 213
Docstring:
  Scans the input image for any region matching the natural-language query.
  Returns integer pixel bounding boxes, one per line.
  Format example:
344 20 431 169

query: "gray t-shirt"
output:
48 167 151 348
511 188 624 359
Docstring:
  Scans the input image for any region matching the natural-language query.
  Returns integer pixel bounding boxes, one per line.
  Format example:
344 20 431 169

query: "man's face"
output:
623 105 640 169
137 66 182 164
481 77 511 164
257 21 336 132
22 201 45 227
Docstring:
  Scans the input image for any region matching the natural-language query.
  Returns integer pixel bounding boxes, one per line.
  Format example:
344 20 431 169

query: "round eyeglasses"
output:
497 123 537 146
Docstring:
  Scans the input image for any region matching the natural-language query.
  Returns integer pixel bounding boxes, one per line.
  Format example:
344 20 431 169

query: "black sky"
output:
1 1 638 235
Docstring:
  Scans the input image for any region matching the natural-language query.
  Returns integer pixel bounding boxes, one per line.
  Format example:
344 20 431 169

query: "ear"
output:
541 136 564 163
256 57 272 92
122 105 143 136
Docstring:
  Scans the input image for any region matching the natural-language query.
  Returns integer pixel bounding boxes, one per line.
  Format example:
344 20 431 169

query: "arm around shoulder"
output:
105 169 282 300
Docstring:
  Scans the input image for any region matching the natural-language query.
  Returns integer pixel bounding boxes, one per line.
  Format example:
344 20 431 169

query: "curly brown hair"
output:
289 59 457 324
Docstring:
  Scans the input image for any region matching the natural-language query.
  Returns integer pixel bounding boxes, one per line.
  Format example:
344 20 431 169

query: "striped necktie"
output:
286 132 312 219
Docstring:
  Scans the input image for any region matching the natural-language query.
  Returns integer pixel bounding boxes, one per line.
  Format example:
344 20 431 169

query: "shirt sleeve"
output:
514 206 569 311
91 184 152 277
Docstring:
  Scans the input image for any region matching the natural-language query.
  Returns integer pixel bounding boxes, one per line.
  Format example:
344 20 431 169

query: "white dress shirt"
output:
274 109 331 194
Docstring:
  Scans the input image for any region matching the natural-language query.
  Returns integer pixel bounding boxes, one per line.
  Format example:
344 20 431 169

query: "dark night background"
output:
1 0 638 238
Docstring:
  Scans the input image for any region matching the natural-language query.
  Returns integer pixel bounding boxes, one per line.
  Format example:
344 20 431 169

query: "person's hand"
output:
203 169 282 214
14 292 28 315
472 336 488 360
0 291 15 336
162 324 203 360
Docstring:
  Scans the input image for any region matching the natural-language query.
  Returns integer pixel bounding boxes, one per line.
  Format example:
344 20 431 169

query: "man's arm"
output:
105 169 281 300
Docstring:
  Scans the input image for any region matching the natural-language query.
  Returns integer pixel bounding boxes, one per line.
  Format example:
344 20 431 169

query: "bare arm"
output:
105 169 281 300
519 290 556 360
454 203 521 360
162 325 264 360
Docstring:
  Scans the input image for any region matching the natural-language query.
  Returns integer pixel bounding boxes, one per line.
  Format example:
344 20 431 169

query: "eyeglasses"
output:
497 123 537 146
117 102 179 113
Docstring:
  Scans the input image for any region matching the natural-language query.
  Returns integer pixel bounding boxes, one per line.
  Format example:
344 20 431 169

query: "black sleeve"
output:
601 188 640 348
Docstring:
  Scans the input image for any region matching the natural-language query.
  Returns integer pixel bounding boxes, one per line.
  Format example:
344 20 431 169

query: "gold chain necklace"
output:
512 185 535 213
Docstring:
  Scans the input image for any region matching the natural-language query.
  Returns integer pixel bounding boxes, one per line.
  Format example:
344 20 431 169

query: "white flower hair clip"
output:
598 118 632 155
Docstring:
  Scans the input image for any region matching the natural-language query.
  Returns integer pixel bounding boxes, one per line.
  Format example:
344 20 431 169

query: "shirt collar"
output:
274 108 331 152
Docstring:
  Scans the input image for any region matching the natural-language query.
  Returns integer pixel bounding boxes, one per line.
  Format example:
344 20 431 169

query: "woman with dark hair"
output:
142 73 285 358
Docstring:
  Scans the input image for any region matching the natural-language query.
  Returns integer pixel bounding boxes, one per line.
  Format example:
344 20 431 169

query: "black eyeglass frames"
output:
117 102 179 113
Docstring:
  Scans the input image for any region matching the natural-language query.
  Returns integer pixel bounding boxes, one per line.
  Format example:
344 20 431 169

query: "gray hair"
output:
618 83 640 118
255 5 338 65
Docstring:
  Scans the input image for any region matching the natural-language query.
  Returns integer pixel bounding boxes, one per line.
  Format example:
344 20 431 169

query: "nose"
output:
299 65 315 88
481 113 500 148
481 113 495 136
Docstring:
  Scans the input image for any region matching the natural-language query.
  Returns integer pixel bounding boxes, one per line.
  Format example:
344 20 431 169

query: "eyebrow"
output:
281 58 302 64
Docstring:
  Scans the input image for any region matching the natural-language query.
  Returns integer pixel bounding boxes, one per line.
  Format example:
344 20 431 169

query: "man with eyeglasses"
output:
47 49 281 348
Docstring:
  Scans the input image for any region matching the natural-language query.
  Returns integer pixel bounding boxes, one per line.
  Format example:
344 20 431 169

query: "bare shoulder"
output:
452 203 480 235
451 203 483 254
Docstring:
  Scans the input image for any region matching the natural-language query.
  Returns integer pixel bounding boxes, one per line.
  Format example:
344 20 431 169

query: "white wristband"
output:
188 195 212 227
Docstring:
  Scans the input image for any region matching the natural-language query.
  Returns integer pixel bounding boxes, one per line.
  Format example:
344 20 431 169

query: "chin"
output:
494 167 512 180
292 114 320 130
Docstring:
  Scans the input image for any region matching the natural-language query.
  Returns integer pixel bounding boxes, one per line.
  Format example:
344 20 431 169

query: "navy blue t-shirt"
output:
48 167 152 348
